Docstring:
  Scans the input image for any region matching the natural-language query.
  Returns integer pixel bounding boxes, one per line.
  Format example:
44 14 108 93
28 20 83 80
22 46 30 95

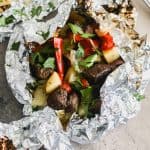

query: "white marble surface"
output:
76 1 150 150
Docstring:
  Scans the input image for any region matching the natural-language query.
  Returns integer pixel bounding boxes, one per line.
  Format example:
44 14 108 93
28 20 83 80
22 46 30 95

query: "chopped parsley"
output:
68 23 96 38
14 7 27 17
68 23 84 34
43 57 55 69
0 15 15 26
48 2 55 10
81 33 95 38
11 41 21 51
76 43 84 59
79 53 99 68
31 6 42 17
78 86 93 117
133 93 145 101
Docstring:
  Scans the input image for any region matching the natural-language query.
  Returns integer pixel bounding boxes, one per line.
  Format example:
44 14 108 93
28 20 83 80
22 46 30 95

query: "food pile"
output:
0 0 149 149
27 10 124 126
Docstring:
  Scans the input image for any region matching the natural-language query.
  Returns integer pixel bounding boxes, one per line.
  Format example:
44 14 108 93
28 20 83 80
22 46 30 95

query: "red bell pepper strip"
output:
62 82 72 93
54 38 64 81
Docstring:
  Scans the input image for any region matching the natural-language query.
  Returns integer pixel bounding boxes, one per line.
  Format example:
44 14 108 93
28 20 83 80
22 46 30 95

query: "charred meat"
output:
30 64 53 80
83 58 124 84
47 87 68 110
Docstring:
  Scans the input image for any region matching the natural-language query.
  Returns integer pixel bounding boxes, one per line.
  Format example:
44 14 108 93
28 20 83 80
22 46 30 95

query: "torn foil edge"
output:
1 0 150 149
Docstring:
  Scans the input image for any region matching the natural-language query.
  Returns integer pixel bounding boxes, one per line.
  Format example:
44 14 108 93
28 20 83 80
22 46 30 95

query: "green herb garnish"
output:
81 33 95 38
5 15 16 24
78 86 93 117
68 23 96 38
48 2 55 10
79 53 98 68
14 7 27 17
43 57 55 69
0 17 6 26
0 15 15 26
68 23 84 34
11 41 21 51
95 48 103 56
133 93 145 101
31 6 42 17
76 43 84 59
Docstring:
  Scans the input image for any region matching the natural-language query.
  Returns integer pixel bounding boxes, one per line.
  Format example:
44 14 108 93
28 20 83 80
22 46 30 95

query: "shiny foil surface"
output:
0 0 150 149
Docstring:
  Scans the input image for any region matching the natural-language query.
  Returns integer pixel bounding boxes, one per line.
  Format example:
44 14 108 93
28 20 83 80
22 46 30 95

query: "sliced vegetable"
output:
54 38 64 80
31 6 42 17
11 41 20 51
103 47 120 63
81 33 95 38
46 71 62 94
65 67 77 83
43 57 55 69
133 93 145 101
32 85 48 108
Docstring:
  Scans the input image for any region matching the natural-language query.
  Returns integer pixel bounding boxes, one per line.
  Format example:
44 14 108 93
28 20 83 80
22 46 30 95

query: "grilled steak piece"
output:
110 58 124 70
30 64 53 80
47 87 68 110
83 63 112 84
65 92 79 113
83 58 124 84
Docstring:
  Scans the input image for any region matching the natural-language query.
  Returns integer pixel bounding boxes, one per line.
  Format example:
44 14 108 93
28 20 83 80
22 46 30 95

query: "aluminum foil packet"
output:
0 0 150 149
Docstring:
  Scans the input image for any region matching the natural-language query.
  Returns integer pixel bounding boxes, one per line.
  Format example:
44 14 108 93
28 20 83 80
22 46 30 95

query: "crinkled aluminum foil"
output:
0 107 73 150
1 0 150 149
0 0 75 43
